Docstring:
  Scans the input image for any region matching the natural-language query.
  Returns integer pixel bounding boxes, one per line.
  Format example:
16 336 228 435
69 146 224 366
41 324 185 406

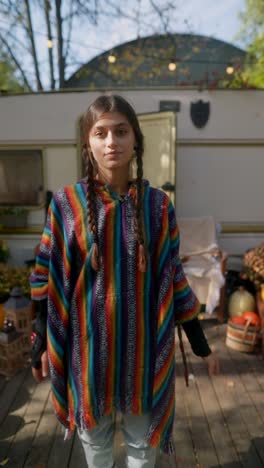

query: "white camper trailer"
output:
0 89 264 267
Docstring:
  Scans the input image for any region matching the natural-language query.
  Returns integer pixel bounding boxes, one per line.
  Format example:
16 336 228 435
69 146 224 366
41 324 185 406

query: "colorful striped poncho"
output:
30 179 200 453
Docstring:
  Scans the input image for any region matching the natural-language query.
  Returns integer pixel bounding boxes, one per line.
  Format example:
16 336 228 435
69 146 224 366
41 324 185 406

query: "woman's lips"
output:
105 151 121 156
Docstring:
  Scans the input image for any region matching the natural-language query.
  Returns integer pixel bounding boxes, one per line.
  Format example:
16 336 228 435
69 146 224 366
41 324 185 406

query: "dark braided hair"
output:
80 94 147 272
134 145 147 271
81 143 100 270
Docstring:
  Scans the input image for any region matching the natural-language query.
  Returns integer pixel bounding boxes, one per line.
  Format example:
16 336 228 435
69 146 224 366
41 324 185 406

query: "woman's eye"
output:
117 129 127 136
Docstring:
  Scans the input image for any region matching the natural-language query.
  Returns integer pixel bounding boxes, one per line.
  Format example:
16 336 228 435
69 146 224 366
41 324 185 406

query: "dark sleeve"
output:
182 317 212 357
31 298 48 369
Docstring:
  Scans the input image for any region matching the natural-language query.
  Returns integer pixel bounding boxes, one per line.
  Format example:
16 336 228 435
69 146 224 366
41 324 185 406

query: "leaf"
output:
0 458 10 466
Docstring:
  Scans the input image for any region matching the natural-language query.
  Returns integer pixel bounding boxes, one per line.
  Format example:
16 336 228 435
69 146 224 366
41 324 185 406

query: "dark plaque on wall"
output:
190 100 210 128
160 100 181 112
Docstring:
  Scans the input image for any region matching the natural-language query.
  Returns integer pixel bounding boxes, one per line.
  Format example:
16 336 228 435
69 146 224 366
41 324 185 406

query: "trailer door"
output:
137 111 176 205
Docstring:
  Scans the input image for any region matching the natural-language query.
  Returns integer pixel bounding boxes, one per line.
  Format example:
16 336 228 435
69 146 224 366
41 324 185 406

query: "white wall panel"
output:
176 144 264 224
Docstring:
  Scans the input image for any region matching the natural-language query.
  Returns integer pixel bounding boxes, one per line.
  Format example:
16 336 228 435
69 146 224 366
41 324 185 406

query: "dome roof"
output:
65 33 246 89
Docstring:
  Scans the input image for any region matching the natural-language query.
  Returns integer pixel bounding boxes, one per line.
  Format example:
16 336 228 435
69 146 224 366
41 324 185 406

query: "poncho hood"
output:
79 178 150 204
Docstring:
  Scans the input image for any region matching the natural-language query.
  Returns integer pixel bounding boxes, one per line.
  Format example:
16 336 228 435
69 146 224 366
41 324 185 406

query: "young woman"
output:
30 94 219 468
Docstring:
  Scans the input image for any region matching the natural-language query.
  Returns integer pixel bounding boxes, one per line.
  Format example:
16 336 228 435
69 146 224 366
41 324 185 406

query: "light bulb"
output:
108 54 116 64
226 64 234 75
168 61 177 72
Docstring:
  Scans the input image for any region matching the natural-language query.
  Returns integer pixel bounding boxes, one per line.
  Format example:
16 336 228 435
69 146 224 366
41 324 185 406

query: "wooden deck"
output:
0 320 263 468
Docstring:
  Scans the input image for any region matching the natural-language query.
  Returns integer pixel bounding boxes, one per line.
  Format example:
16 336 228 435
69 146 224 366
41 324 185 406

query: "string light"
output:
47 39 53 49
168 60 177 72
226 63 234 74
108 53 116 64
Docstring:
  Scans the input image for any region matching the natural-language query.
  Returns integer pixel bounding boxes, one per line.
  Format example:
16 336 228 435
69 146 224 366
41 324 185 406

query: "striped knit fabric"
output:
30 179 200 453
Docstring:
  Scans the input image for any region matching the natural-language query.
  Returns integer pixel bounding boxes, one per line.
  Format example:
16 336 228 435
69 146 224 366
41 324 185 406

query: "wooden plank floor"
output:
0 320 263 468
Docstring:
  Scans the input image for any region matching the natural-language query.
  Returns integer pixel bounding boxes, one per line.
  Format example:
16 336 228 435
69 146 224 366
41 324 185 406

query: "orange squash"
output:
230 316 247 326
242 311 261 328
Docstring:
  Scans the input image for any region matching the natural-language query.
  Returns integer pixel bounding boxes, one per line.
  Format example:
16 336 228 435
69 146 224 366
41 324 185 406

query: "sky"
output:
74 0 246 64
177 0 245 46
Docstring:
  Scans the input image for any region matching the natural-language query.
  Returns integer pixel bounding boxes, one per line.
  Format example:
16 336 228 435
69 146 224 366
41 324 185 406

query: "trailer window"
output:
0 150 44 206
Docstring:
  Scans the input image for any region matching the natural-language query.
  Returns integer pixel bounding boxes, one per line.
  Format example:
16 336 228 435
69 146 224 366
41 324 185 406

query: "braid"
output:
135 151 143 244
135 148 147 272
84 145 100 271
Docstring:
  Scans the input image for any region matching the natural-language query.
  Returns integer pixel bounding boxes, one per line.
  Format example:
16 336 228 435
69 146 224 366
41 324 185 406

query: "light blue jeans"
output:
78 413 157 468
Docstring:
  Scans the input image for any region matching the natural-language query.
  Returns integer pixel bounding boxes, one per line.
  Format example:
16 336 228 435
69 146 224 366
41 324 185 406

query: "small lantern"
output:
0 315 27 377
3 287 32 352
0 318 17 343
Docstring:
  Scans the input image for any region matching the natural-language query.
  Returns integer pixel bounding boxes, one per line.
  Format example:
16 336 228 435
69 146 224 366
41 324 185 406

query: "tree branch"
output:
72 0 98 24
0 32 33 90
98 1 162 32
24 0 43 90
55 0 64 88
64 0 73 63
1 21 32 55
149 0 170 33
43 0 55 89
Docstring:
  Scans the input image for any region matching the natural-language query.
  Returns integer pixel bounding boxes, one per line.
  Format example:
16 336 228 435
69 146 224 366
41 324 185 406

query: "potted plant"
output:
0 240 10 265
0 207 28 228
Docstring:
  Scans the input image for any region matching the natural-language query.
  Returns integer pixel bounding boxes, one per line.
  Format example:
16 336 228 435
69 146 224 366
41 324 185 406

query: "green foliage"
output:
0 207 27 216
0 240 10 264
239 0 264 40
0 55 25 92
244 36 264 88
0 266 31 302
237 0 264 88
218 67 258 89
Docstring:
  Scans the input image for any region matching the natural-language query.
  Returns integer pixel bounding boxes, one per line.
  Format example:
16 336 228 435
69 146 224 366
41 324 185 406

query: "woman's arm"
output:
182 317 211 357
30 202 52 383
182 318 219 376
31 298 48 382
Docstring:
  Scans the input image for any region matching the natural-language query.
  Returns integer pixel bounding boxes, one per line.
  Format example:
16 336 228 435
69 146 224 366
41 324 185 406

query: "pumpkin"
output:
261 284 264 302
242 311 261 328
230 316 247 326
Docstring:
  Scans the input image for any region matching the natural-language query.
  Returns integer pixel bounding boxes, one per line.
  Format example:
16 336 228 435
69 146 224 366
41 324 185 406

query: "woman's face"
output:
88 111 136 174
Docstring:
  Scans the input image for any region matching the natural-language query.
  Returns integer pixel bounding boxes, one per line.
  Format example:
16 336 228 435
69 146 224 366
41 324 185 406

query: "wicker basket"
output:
226 319 261 353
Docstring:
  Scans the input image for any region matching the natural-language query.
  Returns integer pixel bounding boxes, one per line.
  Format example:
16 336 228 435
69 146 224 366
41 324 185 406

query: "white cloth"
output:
178 216 225 314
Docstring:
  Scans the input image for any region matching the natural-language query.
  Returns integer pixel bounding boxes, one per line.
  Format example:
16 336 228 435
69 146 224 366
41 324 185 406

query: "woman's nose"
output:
106 131 117 146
